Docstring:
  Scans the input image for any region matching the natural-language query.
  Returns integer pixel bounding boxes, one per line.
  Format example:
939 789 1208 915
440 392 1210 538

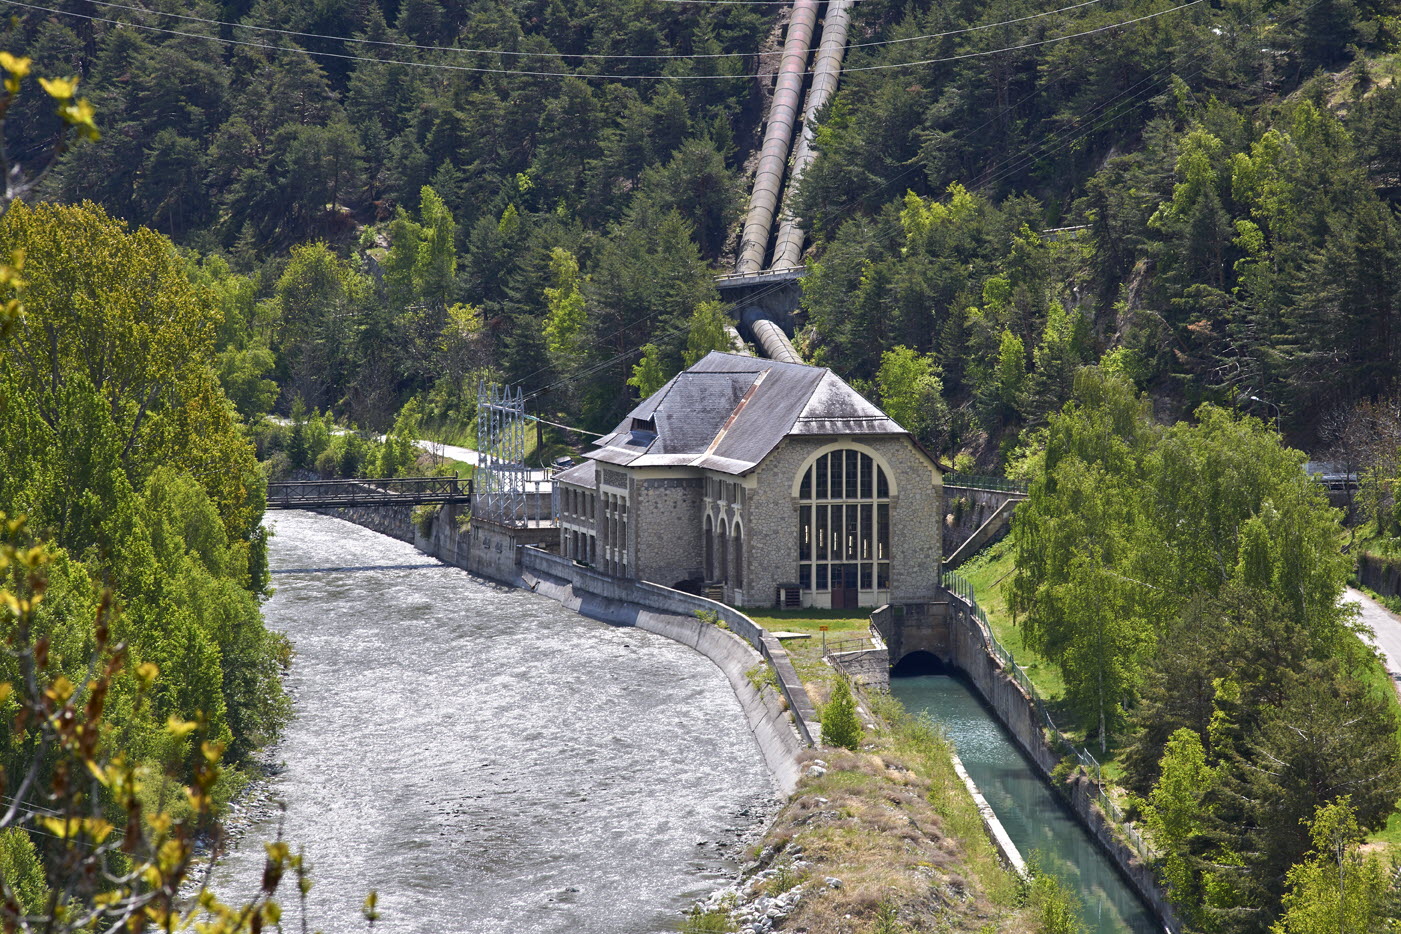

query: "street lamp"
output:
1237 392 1281 432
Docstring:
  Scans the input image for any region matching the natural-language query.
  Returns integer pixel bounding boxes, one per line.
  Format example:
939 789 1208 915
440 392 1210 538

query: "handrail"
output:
943 473 1029 494
714 265 807 283
266 476 479 509
939 568 1150 860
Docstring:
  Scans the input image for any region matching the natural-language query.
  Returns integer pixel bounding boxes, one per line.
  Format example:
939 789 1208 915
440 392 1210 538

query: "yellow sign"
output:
819 625 829 631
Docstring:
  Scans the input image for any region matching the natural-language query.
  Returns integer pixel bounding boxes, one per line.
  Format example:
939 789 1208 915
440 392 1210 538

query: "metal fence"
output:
939 568 1150 860
266 476 472 510
943 473 1029 494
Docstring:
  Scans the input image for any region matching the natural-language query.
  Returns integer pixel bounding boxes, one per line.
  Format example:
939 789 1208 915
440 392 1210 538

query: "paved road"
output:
1345 587 1401 684
414 439 551 480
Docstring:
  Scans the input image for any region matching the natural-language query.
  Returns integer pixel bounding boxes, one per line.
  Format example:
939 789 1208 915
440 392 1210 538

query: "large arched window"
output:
717 518 729 585
798 448 891 605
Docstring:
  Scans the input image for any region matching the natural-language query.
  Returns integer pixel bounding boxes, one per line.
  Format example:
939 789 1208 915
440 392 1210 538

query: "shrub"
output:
821 676 863 750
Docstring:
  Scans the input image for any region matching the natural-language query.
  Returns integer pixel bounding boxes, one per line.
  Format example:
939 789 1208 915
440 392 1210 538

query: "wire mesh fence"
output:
939 567 1150 861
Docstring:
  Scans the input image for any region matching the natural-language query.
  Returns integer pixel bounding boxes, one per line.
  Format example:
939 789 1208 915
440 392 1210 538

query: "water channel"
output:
209 512 776 934
891 674 1160 934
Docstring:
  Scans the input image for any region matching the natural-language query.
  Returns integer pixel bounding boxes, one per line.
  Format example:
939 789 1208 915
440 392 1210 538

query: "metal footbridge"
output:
267 477 473 510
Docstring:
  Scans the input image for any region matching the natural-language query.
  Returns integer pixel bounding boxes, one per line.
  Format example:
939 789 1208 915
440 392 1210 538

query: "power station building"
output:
553 352 943 609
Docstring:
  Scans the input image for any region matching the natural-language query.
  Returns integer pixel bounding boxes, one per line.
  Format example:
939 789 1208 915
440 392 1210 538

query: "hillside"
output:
2 0 1396 461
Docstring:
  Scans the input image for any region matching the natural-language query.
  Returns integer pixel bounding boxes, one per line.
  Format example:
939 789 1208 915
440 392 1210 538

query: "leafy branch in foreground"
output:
0 517 294 934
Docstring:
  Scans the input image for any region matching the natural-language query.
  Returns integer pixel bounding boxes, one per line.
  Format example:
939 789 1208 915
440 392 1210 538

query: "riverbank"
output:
685 694 1052 934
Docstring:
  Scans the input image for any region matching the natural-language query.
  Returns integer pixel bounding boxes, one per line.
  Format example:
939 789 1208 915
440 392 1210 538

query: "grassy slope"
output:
957 538 1065 702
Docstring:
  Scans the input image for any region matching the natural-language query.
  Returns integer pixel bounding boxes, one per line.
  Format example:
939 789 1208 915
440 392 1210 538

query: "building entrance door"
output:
832 564 859 609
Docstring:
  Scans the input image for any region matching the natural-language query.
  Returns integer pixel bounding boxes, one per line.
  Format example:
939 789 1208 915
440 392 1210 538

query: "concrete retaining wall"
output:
317 504 417 543
521 548 820 746
1358 552 1401 599
523 568 805 794
943 486 1024 559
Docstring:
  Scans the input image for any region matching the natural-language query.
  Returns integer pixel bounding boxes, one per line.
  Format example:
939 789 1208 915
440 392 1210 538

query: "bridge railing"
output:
266 476 473 509
943 473 1028 494
940 567 1149 860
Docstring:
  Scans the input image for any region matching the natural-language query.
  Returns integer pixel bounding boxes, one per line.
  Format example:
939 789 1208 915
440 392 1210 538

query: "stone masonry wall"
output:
631 476 704 587
744 436 942 608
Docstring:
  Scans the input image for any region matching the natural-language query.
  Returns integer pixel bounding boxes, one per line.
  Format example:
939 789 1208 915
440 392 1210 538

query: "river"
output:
209 512 776 934
891 674 1159 934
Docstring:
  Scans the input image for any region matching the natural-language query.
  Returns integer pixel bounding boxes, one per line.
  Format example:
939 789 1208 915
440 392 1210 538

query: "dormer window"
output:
630 416 656 433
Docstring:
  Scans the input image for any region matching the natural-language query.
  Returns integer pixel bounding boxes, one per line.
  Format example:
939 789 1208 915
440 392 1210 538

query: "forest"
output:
0 0 1399 930
0 0 1393 456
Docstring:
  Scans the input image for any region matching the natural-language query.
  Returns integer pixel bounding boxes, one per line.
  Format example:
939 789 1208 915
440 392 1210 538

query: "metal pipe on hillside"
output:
751 318 804 364
735 0 822 274
771 0 854 268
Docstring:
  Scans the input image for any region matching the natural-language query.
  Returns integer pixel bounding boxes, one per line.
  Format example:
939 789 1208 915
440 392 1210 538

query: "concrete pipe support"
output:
771 0 854 269
735 0 822 274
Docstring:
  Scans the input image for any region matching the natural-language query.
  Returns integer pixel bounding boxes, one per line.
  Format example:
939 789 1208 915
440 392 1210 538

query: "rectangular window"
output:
846 450 859 499
860 563 873 589
845 507 858 560
860 504 872 560
861 455 872 498
816 455 828 500
799 564 811 589
878 467 889 499
877 563 890 589
799 505 811 560
877 504 890 559
816 505 828 560
816 564 829 591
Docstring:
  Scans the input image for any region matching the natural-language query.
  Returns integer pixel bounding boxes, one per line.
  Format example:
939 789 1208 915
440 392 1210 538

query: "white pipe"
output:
736 0 822 274
772 0 854 268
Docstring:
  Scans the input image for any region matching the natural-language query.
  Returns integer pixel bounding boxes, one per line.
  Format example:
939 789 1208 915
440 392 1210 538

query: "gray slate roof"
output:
554 458 596 488
585 352 909 475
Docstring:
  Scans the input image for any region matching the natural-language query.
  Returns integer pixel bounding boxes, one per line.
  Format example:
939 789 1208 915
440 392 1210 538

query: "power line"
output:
3 0 1209 81
842 0 1206 73
74 0 1119 61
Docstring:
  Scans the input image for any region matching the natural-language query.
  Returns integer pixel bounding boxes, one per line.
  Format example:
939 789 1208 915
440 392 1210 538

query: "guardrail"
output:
267 476 473 510
943 473 1029 494
940 567 1150 860
713 265 807 285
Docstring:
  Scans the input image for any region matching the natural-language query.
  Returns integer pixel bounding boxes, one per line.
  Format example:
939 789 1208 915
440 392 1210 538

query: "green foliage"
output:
1272 799 1393 934
0 828 48 915
627 343 672 399
1024 864 1084 934
376 397 422 478
821 676 863 751
1144 728 1213 912
877 346 950 451
1013 368 1352 754
684 300 732 367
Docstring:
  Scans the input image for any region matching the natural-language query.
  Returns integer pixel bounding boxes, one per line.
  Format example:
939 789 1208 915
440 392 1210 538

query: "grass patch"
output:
752 690 1035 933
958 538 1066 703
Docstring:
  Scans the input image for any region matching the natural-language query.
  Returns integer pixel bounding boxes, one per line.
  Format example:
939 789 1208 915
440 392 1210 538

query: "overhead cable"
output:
74 0 1118 61
2 0 1209 81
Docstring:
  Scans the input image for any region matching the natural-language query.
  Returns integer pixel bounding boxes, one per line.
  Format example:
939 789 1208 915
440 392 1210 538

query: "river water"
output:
891 675 1159 934
209 512 776 934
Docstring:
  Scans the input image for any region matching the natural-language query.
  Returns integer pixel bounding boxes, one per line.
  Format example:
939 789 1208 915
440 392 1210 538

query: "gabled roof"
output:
584 352 910 475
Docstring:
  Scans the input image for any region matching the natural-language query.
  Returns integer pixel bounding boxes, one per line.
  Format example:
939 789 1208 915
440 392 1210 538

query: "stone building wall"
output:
631 476 704 587
743 435 943 609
